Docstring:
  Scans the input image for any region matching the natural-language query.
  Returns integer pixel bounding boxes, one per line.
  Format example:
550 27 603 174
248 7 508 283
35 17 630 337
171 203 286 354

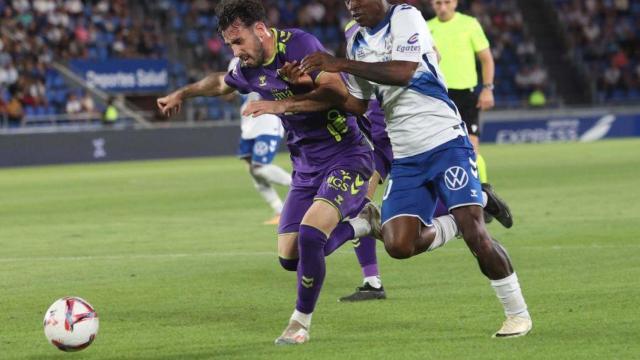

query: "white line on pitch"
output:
0 244 638 263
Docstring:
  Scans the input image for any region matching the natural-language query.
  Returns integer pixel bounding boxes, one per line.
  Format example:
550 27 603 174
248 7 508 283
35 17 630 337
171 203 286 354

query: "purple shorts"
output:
278 155 372 234
373 137 393 184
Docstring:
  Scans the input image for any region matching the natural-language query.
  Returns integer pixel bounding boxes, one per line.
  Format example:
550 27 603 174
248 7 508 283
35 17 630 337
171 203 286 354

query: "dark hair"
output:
216 0 267 33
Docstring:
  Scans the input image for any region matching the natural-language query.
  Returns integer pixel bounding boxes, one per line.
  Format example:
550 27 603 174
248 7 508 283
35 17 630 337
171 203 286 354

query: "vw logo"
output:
444 166 469 190
253 141 269 156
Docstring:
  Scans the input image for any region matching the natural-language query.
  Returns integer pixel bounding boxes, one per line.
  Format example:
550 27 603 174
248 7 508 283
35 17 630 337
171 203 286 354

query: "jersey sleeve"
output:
284 31 327 82
344 36 375 100
470 18 490 52
390 5 430 62
345 73 375 100
223 61 250 94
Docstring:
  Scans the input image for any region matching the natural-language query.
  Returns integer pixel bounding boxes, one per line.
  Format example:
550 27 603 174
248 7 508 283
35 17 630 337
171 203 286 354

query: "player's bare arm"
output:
156 72 235 117
476 47 495 110
243 71 353 116
300 51 418 87
278 61 314 88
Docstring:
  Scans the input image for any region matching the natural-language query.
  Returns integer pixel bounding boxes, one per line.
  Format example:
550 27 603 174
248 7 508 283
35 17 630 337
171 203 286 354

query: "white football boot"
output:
274 320 310 345
493 315 532 338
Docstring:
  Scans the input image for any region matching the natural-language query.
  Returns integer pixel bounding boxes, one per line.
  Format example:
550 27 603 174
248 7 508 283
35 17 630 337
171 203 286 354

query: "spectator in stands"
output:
0 96 6 122
80 92 95 114
602 64 622 96
23 77 47 107
5 85 24 127
102 96 118 126
0 61 18 86
528 86 546 108
557 0 640 101
529 65 548 88
515 64 548 94
65 93 82 114
516 36 537 64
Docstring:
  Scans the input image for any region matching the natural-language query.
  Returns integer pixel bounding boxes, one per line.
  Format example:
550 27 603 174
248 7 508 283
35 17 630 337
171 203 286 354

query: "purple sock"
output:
354 236 378 277
324 222 355 256
324 198 369 256
296 225 327 314
434 199 448 217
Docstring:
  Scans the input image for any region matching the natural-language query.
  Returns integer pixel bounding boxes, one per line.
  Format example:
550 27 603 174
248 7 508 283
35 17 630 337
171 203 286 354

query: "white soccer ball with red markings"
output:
43 297 99 352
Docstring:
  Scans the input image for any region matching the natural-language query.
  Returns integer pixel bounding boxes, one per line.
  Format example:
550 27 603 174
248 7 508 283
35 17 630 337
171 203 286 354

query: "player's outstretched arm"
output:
243 72 366 116
300 52 418 87
156 72 234 117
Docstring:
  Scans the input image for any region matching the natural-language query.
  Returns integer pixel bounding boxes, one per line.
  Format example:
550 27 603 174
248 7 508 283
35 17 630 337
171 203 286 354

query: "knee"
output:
386 245 413 259
249 164 264 179
381 227 415 259
298 225 327 250
384 237 414 259
278 257 298 271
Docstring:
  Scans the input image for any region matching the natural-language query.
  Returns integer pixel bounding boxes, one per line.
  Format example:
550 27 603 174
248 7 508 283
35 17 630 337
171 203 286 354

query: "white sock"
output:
427 215 458 251
490 272 530 319
482 191 488 207
252 177 283 214
364 275 382 289
291 309 312 329
348 217 371 238
253 164 292 186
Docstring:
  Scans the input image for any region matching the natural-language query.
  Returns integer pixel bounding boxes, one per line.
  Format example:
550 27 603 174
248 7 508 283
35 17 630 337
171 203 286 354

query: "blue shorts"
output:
237 135 282 165
381 136 483 226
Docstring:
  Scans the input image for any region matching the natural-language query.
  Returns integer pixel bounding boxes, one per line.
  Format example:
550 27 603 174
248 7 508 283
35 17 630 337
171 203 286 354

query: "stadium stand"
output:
0 0 167 127
169 0 552 109
553 0 640 103
1 0 637 128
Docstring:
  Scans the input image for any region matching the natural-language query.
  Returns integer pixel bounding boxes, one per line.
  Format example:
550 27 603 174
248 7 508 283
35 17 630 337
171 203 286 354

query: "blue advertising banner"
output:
69 59 169 93
481 113 640 144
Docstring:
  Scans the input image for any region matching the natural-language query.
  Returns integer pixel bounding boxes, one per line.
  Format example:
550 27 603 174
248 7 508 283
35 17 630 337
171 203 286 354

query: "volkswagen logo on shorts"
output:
444 166 469 190
253 141 269 156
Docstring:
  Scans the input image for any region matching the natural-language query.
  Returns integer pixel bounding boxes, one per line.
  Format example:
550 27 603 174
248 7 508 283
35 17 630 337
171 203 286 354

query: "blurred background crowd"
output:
1 0 639 127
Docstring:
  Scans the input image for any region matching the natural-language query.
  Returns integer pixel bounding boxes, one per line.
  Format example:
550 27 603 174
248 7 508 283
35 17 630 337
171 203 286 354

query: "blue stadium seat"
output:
186 30 199 45
177 2 190 16
197 16 209 28
172 17 183 31
53 75 65 88
98 46 109 60
208 106 222 120
611 89 626 101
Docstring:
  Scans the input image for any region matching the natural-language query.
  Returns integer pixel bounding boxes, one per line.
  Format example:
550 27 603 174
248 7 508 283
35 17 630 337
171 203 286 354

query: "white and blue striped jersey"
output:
227 58 284 139
345 4 465 159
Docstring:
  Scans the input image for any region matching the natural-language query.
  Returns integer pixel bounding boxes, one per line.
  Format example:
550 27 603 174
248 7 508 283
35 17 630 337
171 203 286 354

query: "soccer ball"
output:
43 297 99 352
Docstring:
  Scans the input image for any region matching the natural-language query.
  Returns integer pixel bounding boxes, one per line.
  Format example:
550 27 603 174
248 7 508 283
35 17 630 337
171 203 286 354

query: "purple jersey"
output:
224 28 371 174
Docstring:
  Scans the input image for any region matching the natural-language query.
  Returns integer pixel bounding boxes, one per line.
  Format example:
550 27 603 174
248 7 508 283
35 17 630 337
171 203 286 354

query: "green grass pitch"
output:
1 139 639 359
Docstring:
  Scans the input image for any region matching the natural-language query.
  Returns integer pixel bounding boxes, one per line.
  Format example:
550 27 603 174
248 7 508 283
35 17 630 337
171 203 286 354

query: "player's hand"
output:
157 91 183 117
477 88 495 110
278 61 313 87
300 52 344 74
243 100 287 117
